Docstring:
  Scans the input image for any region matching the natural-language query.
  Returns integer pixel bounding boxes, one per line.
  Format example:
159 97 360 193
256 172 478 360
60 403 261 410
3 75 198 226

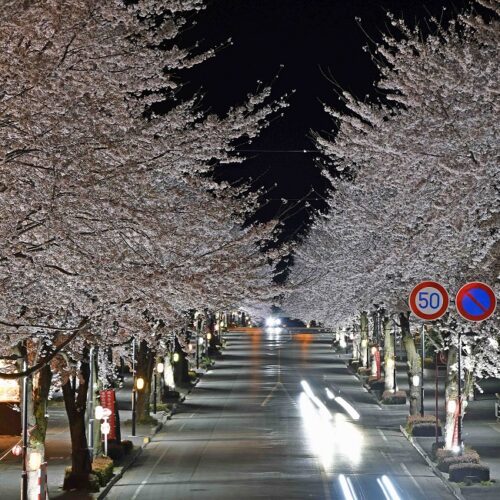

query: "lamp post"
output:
131 339 136 437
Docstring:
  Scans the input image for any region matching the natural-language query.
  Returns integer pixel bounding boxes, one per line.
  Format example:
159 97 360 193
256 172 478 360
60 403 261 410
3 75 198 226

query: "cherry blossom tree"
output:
0 0 284 491
284 0 499 446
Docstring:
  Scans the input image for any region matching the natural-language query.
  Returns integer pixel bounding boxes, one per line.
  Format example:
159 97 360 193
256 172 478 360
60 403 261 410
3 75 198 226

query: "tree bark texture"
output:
445 345 459 450
400 312 421 416
173 336 190 386
62 359 92 488
383 316 395 392
135 340 155 423
27 364 52 499
360 311 369 368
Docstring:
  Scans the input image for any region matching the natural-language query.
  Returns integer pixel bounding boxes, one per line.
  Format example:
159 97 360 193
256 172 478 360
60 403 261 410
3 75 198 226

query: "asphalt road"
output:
106 328 456 500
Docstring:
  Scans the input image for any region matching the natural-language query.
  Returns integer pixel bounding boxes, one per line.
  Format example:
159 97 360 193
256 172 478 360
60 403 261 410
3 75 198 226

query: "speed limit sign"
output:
409 281 449 320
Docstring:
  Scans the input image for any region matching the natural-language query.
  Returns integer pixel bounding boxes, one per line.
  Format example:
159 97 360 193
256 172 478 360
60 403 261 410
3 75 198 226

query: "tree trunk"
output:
135 341 155 423
383 316 395 392
27 364 52 499
400 312 421 416
360 311 369 367
62 359 92 489
445 345 459 450
173 336 190 386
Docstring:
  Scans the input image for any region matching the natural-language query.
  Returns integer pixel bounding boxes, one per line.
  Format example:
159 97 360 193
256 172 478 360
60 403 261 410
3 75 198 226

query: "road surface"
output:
106 328 455 499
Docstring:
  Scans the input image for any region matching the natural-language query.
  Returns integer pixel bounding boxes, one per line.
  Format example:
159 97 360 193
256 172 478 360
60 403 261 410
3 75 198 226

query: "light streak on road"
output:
338 474 358 500
325 387 360 420
299 381 364 471
377 475 401 500
335 396 360 420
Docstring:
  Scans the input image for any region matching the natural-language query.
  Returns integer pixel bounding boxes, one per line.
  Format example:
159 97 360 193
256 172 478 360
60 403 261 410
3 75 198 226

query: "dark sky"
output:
179 0 469 241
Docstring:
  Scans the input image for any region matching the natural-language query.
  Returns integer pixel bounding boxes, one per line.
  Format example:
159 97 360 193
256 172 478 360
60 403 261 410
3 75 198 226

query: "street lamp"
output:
136 377 145 391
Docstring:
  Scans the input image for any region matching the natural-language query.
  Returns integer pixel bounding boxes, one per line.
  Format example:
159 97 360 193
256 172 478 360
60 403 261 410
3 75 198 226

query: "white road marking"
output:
488 424 500 433
377 428 388 442
131 444 169 500
400 462 425 496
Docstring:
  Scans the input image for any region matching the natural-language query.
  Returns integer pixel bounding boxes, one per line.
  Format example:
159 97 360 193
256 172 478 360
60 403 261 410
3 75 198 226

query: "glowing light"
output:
136 377 144 390
207 333 212 340
377 475 401 500
325 388 335 400
339 474 358 500
412 375 420 387
335 396 360 421
198 337 204 345
94 405 104 420
28 451 42 470
447 399 457 414
172 353 180 363
156 362 164 374
301 380 314 399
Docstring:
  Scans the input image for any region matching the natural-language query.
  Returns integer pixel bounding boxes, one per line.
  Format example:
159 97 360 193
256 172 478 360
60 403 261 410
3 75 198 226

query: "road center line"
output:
377 428 388 442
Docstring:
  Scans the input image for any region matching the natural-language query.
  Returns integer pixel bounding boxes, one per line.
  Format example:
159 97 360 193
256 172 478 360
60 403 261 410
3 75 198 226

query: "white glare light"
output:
325 388 335 400
377 475 401 500
412 375 420 387
339 474 358 500
301 380 314 399
265 317 274 327
335 396 360 421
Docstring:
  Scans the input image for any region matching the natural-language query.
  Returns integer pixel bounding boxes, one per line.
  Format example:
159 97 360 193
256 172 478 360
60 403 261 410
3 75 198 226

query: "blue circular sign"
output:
456 282 496 322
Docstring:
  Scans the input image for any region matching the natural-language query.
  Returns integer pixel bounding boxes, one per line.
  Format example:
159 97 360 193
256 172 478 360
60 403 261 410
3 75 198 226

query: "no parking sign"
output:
455 282 496 322
409 281 449 320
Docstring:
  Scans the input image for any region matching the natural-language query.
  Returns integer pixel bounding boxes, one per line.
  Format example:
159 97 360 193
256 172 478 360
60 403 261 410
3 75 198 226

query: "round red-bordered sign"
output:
455 282 496 322
409 281 449 320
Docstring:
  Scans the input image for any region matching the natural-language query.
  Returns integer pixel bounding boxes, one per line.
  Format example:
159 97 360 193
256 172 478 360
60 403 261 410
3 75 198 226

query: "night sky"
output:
179 0 469 241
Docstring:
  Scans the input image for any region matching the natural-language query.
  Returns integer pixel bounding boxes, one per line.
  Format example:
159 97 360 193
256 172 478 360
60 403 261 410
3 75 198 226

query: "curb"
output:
400 425 466 500
97 375 203 498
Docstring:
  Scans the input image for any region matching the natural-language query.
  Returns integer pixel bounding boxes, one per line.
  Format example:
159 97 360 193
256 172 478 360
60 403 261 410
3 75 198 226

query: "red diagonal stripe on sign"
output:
465 291 488 313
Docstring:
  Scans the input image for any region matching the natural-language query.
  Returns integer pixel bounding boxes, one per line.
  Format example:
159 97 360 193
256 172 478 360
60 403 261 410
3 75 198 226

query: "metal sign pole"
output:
21 358 28 500
421 325 425 417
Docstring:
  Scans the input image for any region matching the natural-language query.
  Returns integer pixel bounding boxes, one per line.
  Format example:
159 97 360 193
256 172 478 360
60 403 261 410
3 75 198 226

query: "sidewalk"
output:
0 373 200 499
344 350 500 499
413 399 500 500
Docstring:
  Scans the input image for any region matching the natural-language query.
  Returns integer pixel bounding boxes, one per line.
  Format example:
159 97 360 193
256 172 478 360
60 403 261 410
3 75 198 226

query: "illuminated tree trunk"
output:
360 311 369 367
445 345 459 450
135 341 155 423
62 358 92 489
27 364 52 499
383 316 395 392
173 337 190 386
400 312 421 416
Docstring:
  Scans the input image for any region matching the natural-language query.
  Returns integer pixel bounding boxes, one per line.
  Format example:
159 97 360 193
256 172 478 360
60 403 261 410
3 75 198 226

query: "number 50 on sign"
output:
409 281 449 320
